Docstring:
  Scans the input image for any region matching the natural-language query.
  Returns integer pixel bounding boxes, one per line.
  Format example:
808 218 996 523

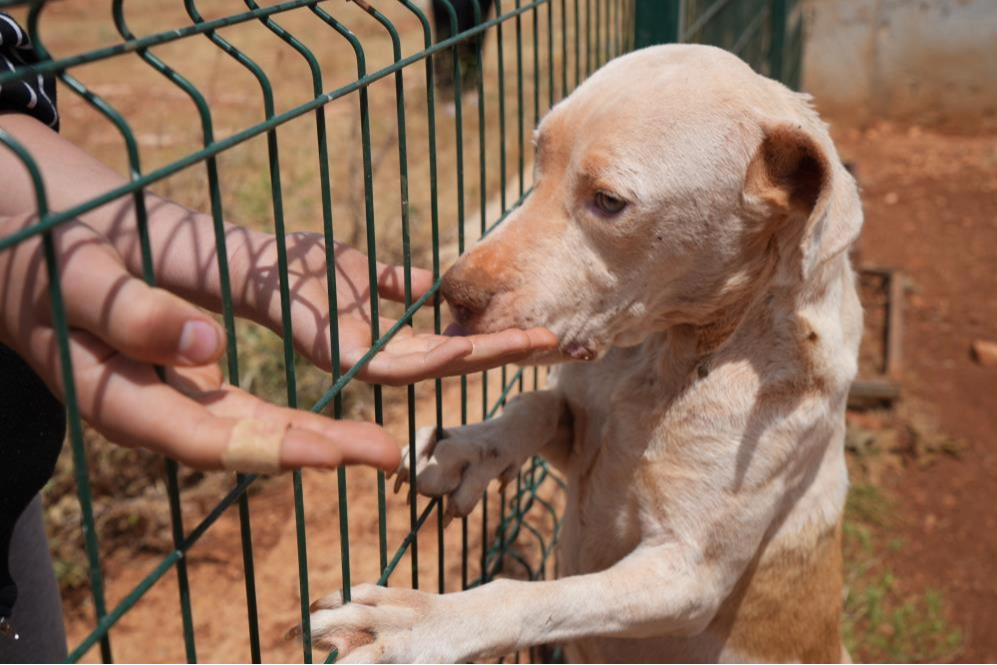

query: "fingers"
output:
340 326 558 386
375 261 436 304
53 222 225 366
26 326 400 473
191 386 401 472
455 327 560 372
353 335 475 386
107 284 225 366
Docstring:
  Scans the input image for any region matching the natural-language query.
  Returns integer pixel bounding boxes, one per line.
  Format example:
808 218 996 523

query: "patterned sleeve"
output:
0 12 59 131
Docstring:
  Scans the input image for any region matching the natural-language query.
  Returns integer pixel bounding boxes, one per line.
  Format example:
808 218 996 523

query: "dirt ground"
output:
835 121 997 662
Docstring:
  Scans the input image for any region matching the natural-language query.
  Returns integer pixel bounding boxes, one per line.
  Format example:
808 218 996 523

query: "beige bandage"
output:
222 419 288 474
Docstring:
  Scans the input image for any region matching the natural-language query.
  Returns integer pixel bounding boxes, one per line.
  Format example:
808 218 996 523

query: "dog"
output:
296 44 863 663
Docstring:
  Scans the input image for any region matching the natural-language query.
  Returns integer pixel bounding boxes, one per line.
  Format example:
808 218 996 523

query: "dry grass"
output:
843 413 966 663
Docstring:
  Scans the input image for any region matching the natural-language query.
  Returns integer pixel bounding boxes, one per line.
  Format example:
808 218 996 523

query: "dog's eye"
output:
594 191 627 215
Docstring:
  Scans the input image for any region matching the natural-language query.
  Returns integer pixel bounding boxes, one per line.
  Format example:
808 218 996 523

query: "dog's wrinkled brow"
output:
579 150 643 202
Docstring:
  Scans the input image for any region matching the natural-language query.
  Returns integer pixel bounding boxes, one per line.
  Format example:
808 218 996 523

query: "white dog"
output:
296 44 862 663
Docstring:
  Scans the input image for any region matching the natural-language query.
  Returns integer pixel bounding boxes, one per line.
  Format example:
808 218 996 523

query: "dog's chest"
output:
554 346 705 573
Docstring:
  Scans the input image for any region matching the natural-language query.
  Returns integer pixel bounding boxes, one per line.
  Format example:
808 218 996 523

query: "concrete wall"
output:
802 0 997 129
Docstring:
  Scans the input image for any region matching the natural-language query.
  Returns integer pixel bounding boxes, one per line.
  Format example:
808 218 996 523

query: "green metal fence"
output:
0 0 802 662
636 0 803 86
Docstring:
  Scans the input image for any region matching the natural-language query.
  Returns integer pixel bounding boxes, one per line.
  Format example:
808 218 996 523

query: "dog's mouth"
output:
444 321 471 337
441 289 606 364
563 341 597 361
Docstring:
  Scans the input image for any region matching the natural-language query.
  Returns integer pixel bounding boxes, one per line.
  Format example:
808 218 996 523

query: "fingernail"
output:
179 320 220 363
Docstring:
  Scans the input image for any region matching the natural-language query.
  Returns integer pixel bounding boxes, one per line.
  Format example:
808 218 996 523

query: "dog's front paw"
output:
287 584 456 663
393 426 524 523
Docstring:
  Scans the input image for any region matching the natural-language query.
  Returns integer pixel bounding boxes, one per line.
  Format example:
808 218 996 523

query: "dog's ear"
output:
743 123 861 279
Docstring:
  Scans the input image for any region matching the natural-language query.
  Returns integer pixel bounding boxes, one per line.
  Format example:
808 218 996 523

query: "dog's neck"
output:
648 250 851 388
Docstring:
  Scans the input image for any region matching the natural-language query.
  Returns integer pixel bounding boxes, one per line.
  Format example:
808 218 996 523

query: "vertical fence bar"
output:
496 0 508 213
561 0 568 99
785 0 804 90
585 0 592 75
634 0 682 47
29 5 146 660
574 0 581 86
356 0 414 584
595 0 603 68
768 0 787 82
470 0 489 591
435 1 469 587
609 0 616 58
0 131 116 662
397 0 442 596
533 1 541 131
514 0 525 196
307 5 376 606
547 0 555 109
44 245 113 662
603 0 611 61
485 0 505 573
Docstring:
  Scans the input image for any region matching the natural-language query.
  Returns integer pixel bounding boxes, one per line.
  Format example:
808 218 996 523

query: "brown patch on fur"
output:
713 521 844 662
694 298 755 358
754 308 833 402
441 237 521 322
757 376 827 406
795 317 830 391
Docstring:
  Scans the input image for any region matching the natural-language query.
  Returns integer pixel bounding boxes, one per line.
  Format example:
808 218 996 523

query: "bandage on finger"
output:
221 418 288 474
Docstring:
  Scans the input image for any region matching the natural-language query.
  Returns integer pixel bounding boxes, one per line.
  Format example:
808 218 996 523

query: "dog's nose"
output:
441 260 495 325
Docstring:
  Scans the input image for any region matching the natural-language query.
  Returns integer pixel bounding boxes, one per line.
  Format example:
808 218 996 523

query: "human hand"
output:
0 115 558 389
238 234 558 386
0 215 400 473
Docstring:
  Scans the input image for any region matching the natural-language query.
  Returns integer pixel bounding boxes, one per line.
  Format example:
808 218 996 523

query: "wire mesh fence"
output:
0 0 802 662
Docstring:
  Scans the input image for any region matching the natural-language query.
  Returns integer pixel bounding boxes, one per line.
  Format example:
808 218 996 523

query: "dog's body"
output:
301 44 863 663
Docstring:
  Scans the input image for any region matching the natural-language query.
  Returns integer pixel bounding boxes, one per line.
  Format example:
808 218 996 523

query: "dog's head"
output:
442 45 862 362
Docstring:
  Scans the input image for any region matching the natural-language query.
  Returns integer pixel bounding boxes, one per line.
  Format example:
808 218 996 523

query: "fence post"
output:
633 0 682 48
768 0 788 83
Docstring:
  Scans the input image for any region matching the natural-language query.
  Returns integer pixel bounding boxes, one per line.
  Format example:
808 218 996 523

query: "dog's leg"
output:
393 389 571 521
299 543 722 663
